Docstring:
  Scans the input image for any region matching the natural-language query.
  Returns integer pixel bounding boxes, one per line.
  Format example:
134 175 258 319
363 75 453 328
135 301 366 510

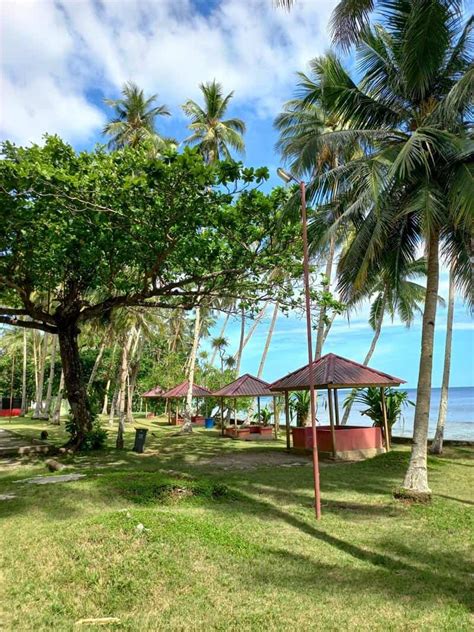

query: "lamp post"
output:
277 168 321 520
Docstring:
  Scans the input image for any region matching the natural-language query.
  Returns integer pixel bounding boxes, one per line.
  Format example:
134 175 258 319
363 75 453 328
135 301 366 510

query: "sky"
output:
1 0 473 388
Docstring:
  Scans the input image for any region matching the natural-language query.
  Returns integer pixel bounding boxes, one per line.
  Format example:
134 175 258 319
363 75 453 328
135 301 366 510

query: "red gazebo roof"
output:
212 373 277 398
161 380 212 399
142 385 164 398
270 353 405 391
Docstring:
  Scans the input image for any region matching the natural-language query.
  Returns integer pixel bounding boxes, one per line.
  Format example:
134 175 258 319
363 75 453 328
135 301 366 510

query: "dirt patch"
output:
203 450 313 470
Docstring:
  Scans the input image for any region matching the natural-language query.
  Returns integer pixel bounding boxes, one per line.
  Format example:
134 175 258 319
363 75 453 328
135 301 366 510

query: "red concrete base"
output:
292 425 384 460
247 425 274 441
191 415 206 426
225 427 251 440
171 417 185 426
0 409 21 417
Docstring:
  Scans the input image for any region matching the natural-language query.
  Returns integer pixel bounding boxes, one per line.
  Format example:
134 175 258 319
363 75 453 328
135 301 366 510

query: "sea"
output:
312 386 474 441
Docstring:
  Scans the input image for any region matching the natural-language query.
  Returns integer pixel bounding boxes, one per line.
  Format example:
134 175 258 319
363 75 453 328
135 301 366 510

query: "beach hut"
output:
270 353 405 460
161 381 212 425
141 385 164 417
212 374 281 440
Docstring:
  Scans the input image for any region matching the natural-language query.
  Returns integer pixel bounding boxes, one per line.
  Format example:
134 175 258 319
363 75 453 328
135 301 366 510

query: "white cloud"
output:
1 0 338 144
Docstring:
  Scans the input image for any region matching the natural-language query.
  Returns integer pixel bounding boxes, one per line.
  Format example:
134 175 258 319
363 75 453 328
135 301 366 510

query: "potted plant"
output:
253 407 274 438
289 391 311 448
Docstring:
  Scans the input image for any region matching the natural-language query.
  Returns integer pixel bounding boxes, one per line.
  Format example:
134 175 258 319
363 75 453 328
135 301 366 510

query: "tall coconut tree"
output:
182 80 246 163
103 81 170 150
304 3 473 496
430 268 456 454
341 258 435 424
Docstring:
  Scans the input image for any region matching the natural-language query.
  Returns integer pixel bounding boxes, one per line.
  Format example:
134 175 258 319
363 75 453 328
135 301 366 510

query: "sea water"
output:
313 386 474 441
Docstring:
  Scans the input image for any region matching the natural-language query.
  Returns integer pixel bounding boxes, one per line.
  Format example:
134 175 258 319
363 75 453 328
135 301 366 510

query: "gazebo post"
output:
175 399 178 425
234 398 237 429
380 387 390 451
220 397 224 436
273 395 279 439
327 388 337 459
284 391 290 449
257 396 261 424
334 389 340 426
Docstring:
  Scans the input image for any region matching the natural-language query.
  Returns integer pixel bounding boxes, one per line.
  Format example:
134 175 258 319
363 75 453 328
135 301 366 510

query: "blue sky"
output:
1 0 473 387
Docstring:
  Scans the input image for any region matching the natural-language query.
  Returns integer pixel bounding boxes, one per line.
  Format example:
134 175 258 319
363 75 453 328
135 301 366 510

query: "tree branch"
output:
0 315 57 334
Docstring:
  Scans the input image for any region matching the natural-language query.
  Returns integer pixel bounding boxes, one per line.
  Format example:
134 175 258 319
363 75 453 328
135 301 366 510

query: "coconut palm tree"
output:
182 80 246 163
303 3 473 496
341 258 436 424
430 268 456 454
103 81 170 150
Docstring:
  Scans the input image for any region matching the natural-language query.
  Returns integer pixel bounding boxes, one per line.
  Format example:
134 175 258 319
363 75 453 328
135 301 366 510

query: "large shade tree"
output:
301 2 473 495
0 137 300 448
182 80 246 163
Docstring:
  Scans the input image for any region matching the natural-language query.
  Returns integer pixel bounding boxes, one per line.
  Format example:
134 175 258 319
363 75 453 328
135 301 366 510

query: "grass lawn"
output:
1 416 473 631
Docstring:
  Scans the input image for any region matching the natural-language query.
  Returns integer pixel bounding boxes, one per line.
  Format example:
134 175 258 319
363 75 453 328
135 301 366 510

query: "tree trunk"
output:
116 328 135 449
126 328 142 423
314 236 335 360
402 230 440 497
33 333 48 418
181 306 201 433
57 323 93 449
210 312 231 366
51 370 64 425
430 268 455 455
43 335 58 418
341 295 386 425
20 330 28 415
257 302 278 378
233 302 268 363
101 343 117 415
108 380 120 426
87 329 109 391
234 305 246 375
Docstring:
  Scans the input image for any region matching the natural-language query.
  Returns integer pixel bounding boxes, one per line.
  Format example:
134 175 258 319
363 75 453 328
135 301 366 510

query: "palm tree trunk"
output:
209 312 230 366
341 296 386 425
51 370 64 425
257 302 278 378
430 268 455 455
234 305 246 375
116 328 135 449
234 302 268 363
182 306 201 433
33 333 48 418
101 343 117 415
315 236 335 360
87 330 109 391
20 330 28 415
43 335 58 417
126 328 142 423
402 229 440 497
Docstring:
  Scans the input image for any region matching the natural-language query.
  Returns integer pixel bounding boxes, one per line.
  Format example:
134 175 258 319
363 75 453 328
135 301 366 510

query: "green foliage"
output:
343 387 414 430
0 137 301 327
254 407 273 426
290 391 310 427
65 416 107 451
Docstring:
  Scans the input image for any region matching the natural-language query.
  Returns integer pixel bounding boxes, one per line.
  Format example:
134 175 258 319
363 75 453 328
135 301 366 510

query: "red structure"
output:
212 374 281 440
270 353 405 460
161 381 212 425
0 409 21 417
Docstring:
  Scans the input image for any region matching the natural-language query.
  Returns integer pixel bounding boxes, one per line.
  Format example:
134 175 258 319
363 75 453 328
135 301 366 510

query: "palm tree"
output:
182 80 246 163
341 258 433 424
430 268 456 454
103 81 170 150
275 92 360 359
303 3 473 496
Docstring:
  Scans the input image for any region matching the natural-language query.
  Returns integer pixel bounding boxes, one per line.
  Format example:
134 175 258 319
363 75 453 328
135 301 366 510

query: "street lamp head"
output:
276 167 295 184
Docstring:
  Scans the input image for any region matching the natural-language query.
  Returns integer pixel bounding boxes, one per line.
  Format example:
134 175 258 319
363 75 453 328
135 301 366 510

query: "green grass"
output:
1 416 473 631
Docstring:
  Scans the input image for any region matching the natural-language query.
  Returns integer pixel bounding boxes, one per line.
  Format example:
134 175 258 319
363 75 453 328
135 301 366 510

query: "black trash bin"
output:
133 428 148 453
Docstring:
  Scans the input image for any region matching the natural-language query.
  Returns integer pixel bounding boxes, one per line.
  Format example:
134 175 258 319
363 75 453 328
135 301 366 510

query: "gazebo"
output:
161 380 212 425
270 353 405 460
212 373 281 439
141 385 164 417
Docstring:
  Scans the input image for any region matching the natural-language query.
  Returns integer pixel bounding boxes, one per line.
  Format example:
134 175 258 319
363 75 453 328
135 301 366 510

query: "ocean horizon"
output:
283 386 474 441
